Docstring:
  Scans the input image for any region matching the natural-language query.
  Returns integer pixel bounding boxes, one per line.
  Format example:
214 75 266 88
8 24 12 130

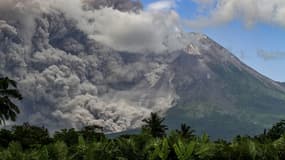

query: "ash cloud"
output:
0 0 185 53
55 0 185 53
0 0 182 132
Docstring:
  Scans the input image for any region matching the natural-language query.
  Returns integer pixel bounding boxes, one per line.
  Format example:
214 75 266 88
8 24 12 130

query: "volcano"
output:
1 0 285 139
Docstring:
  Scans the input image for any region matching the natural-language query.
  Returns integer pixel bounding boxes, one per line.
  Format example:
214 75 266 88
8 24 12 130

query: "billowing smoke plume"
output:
0 0 187 132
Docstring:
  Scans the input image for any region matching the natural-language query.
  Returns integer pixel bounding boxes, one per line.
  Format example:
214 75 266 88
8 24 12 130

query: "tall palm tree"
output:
0 77 22 124
142 112 168 138
176 123 195 139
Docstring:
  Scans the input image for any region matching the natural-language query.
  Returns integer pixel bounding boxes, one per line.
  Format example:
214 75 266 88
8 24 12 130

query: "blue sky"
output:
142 0 285 82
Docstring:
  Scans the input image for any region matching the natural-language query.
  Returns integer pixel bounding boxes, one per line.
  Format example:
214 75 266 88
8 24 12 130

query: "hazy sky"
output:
142 0 285 82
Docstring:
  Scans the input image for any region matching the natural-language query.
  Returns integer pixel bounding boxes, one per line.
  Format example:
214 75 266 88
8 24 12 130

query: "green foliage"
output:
54 128 80 147
12 123 51 149
37 146 49 160
70 136 87 160
267 120 285 140
0 129 13 148
80 125 105 143
173 139 195 160
142 112 168 138
175 123 195 140
0 77 22 125
2 114 285 159
273 135 285 159
47 141 69 160
145 138 170 160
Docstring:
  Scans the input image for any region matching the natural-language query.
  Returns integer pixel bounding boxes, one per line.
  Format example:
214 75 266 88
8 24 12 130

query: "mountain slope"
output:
165 34 285 139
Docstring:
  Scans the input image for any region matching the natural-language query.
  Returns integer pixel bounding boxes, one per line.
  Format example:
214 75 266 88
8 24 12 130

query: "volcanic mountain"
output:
1 0 285 139
165 34 285 139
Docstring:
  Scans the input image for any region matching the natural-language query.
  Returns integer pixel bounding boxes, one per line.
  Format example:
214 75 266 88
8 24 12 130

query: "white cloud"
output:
147 0 176 11
186 0 285 28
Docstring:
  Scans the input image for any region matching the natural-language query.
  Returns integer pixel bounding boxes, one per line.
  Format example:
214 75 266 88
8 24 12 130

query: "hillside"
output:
165 35 285 139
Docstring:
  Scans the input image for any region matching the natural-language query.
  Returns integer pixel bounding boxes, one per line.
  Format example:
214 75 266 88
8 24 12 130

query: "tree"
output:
12 123 51 149
0 77 22 125
54 128 80 147
176 123 195 140
0 129 14 148
12 123 52 149
80 125 105 143
142 112 168 138
267 120 285 140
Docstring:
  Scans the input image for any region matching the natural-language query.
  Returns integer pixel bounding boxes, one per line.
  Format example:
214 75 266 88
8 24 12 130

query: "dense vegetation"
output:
0 115 285 159
2 77 285 159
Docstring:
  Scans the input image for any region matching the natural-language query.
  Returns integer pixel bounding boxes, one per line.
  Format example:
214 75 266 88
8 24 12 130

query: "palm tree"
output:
142 112 168 138
176 123 195 139
0 77 22 124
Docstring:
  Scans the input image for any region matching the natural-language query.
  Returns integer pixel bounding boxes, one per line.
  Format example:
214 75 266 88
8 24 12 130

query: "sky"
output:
142 0 285 82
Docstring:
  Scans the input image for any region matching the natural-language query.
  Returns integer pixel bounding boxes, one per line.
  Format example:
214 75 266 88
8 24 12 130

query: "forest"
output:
2 77 285 160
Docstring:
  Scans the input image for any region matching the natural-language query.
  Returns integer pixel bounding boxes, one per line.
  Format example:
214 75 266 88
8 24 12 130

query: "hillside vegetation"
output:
1 114 285 160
